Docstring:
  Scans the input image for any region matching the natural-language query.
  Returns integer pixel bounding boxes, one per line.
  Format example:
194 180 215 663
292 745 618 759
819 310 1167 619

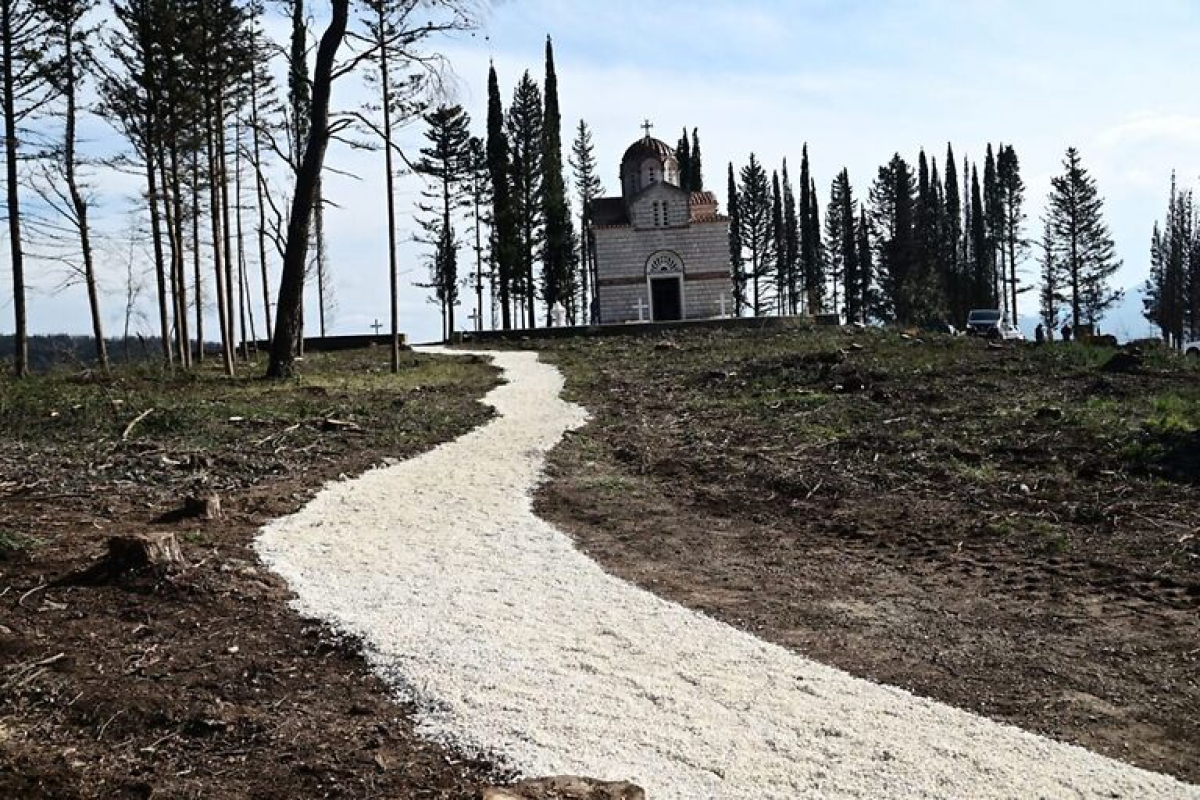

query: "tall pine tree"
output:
1045 147 1123 329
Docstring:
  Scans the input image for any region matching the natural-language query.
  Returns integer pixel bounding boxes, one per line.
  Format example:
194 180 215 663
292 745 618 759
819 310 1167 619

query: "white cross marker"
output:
634 296 649 322
718 294 728 318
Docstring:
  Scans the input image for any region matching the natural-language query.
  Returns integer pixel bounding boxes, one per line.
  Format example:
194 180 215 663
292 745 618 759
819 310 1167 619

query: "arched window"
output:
646 250 684 275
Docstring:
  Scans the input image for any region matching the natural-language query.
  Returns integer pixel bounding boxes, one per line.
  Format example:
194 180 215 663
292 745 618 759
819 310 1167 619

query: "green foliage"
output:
1045 147 1123 328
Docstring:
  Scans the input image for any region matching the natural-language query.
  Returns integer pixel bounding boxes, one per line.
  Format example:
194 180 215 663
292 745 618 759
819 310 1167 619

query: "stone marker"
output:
481 775 646 800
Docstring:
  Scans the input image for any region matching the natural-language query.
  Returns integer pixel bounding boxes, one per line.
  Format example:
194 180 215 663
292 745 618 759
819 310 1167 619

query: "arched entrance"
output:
646 251 684 322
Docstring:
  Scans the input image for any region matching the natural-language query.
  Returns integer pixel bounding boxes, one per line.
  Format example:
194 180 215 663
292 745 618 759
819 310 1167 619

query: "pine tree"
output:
569 119 602 322
506 71 543 327
539 37 574 325
727 162 746 315
36 0 106 370
1038 222 1061 332
415 104 472 339
739 153 773 315
676 127 691 192
1045 147 1123 328
486 64 517 330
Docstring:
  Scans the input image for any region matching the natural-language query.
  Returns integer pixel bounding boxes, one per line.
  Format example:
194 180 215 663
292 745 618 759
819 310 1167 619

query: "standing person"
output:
1061 322 1073 342
1035 323 1045 344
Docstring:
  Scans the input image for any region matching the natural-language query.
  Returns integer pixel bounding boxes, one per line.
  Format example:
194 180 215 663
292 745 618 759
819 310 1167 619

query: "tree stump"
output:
106 533 187 573
57 532 188 586
481 776 646 800
183 493 222 520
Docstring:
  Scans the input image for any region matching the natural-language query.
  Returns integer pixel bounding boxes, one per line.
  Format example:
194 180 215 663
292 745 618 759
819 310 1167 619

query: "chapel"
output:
589 125 732 324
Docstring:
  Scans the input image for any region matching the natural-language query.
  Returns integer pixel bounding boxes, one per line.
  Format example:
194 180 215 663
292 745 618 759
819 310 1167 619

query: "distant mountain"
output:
1017 283 1156 343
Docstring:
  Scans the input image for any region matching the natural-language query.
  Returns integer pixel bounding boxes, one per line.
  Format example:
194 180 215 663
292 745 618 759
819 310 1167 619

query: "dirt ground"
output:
0 349 508 799
532 325 1200 783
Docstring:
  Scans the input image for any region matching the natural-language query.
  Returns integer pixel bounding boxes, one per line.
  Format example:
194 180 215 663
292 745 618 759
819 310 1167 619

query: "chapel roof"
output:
621 135 675 166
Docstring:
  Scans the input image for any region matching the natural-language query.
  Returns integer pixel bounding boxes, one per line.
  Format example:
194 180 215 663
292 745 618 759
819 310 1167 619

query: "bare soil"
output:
532 325 1200 783
0 349 508 798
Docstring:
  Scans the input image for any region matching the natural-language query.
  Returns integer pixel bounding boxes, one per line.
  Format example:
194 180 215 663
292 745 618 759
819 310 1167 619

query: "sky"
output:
4 0 1200 345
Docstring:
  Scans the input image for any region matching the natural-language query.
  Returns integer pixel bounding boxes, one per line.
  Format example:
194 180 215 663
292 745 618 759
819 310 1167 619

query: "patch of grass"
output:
0 531 41 553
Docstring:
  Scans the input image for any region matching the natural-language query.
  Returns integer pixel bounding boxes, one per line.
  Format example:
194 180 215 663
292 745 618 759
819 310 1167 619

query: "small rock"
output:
653 339 678 351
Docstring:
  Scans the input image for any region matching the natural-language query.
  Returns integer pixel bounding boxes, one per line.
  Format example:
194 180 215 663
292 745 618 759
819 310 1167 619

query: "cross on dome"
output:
641 119 654 137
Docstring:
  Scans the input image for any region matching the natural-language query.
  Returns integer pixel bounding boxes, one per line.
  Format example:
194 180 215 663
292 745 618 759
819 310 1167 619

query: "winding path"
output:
256 349 1198 799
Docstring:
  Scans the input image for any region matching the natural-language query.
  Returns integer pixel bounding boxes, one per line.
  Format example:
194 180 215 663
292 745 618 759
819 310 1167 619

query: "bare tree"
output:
31 0 108 369
1 0 48 376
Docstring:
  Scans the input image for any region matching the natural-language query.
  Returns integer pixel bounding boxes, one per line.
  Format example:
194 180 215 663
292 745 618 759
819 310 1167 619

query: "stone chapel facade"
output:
589 130 732 324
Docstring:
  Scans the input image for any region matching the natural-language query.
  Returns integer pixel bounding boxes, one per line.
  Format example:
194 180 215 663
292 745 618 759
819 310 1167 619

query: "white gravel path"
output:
256 348 1198 800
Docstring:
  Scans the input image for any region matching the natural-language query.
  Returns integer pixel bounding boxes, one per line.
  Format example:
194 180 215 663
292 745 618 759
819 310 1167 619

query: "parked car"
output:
1185 339 1200 357
965 309 1005 338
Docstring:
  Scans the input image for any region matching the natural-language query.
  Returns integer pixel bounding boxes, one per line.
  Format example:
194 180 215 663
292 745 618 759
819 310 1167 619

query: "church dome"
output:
620 131 680 201
621 135 675 166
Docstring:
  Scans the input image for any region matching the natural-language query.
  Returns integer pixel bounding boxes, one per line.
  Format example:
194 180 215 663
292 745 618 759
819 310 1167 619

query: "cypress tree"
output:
997 144 1028 323
782 159 799 313
689 127 703 190
869 154 917 323
1045 147 1123 328
856 206 873 321
943 145 963 321
984 143 1004 316
824 176 845 317
486 64 516 330
540 36 574 325
807 175 825 314
836 170 859 324
914 149 940 320
727 162 746 315
798 145 823 313
507 71 543 327
969 167 987 307
771 171 785 314
676 128 692 191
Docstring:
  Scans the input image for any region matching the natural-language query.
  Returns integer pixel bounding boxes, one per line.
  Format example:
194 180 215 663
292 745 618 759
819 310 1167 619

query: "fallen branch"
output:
121 408 156 441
